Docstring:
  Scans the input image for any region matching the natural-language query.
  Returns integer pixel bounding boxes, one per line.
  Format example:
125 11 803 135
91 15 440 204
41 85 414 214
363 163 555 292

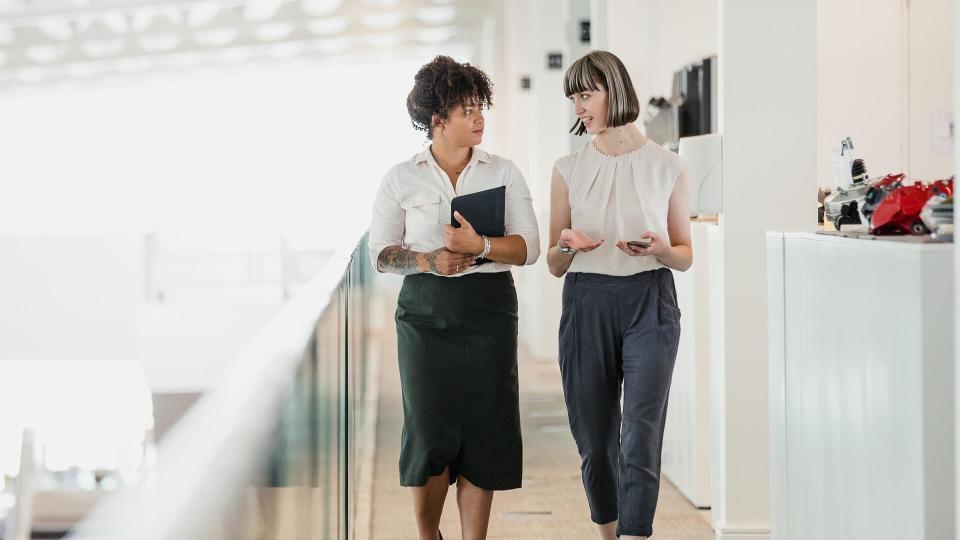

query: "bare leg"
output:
456 475 494 540
411 467 450 540
597 520 618 540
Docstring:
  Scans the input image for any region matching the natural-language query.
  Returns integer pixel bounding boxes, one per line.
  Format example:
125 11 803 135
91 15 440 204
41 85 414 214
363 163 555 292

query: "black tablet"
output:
450 186 506 238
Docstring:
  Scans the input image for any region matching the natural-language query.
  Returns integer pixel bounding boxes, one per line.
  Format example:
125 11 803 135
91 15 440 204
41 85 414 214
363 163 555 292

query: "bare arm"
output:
546 167 603 277
376 245 477 276
484 235 528 265
547 167 575 277
376 245 424 275
657 168 693 271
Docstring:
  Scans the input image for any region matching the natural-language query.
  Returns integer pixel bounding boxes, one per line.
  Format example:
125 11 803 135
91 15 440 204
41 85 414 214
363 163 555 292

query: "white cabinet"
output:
767 232 954 540
663 221 717 508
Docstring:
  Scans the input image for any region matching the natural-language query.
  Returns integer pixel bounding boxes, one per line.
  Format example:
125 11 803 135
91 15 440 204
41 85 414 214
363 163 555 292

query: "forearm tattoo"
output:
423 248 442 274
377 246 421 275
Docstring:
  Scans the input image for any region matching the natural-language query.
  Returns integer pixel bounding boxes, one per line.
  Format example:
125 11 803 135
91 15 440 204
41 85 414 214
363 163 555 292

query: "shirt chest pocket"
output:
403 193 442 240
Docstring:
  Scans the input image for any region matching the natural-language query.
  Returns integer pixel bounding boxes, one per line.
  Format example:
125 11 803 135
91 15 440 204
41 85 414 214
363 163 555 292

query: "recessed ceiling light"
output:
365 33 400 48
187 2 220 28
75 12 127 36
254 22 293 41
315 36 351 53
116 55 156 72
415 26 456 45
244 0 282 23
360 12 403 30
78 17 122 41
0 0 24 16
101 12 129 34
194 28 237 47
130 7 155 32
133 7 181 34
166 52 203 68
218 47 254 64
67 61 104 78
307 17 348 36
417 6 456 25
81 38 126 58
270 41 305 60
302 0 345 17
37 16 73 41
17 67 48 83
138 34 181 53
26 44 67 64
0 23 14 46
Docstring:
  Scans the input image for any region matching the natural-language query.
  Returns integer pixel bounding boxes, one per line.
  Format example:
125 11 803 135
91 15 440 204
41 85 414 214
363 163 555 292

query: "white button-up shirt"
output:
368 146 540 276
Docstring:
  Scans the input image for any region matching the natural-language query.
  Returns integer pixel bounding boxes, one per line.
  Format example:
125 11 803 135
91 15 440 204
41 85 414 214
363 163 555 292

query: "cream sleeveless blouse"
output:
554 140 686 276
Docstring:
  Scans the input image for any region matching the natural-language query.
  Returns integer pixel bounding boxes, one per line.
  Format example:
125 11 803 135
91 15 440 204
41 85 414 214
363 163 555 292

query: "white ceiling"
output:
0 0 491 84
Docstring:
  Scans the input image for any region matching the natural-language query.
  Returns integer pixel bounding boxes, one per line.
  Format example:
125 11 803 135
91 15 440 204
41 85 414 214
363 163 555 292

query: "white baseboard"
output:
714 526 770 540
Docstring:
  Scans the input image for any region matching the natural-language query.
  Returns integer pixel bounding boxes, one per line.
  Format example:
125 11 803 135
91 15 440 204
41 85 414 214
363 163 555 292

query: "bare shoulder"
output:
553 142 591 183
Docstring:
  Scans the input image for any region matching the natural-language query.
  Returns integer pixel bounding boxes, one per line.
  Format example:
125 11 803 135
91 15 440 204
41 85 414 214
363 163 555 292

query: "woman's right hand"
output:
422 247 477 275
558 229 604 252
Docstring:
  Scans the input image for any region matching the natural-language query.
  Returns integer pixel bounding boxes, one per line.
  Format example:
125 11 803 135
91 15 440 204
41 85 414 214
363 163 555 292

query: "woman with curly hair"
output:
368 55 540 540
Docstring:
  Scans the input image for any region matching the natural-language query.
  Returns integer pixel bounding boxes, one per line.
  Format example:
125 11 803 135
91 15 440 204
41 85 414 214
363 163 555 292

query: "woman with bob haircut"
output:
368 55 540 540
547 50 693 540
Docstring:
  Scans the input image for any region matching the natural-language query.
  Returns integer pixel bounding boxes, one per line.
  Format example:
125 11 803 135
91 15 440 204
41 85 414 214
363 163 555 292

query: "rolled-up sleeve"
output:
368 170 405 272
504 163 541 265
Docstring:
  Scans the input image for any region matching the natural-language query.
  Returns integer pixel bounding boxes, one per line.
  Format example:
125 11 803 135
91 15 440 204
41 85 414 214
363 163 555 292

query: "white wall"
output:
604 0 718 123
908 0 956 179
0 55 479 397
716 0 818 537
0 234 144 361
0 58 428 250
817 0 905 186
493 0 581 360
603 0 953 188
817 0 955 187
954 2 960 537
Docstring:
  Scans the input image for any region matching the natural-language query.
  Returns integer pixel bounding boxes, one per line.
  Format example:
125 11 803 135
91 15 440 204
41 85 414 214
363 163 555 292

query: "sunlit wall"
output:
0 55 442 249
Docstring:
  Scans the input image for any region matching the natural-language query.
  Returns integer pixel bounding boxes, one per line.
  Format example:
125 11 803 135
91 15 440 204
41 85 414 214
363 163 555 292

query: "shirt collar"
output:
415 145 491 167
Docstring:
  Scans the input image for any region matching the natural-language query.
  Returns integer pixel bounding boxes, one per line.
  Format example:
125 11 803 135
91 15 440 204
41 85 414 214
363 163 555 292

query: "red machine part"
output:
870 177 954 235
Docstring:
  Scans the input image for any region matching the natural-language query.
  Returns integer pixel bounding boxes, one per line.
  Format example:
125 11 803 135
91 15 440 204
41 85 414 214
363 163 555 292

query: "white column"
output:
954 1 960 537
492 0 590 360
714 1 817 539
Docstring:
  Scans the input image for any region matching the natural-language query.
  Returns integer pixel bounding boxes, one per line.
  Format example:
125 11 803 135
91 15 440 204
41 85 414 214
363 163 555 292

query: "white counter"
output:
663 220 718 508
766 232 954 540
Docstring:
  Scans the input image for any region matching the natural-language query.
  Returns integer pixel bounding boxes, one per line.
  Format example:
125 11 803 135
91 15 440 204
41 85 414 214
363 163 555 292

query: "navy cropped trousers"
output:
558 268 681 538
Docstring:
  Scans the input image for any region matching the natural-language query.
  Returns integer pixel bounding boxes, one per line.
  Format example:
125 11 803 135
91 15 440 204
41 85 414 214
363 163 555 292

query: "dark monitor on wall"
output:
677 56 716 138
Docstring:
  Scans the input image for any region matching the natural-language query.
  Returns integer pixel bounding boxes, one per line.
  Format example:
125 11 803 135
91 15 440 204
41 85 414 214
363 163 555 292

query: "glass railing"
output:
67 233 374 540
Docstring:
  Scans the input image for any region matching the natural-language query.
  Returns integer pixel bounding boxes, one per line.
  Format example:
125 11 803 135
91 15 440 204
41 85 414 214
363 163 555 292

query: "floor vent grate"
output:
501 511 554 522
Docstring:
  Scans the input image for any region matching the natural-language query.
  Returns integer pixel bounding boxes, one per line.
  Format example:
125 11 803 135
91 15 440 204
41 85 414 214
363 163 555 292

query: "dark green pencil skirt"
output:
395 271 521 490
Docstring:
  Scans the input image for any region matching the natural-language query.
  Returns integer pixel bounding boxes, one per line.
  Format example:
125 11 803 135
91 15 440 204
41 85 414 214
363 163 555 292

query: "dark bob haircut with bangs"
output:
406 55 493 140
563 50 640 136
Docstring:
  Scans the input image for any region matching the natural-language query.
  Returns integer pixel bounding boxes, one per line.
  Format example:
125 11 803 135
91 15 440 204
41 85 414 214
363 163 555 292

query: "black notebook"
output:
451 186 506 265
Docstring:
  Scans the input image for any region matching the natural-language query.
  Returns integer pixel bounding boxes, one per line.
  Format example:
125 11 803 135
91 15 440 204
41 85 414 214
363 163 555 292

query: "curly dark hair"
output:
406 55 494 139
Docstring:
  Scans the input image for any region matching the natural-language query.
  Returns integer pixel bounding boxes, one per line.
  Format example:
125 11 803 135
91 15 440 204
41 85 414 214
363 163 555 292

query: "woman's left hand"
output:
616 232 668 258
444 211 484 255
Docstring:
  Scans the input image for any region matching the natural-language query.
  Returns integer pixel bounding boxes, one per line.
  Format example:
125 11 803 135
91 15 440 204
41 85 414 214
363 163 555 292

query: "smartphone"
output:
627 239 652 249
